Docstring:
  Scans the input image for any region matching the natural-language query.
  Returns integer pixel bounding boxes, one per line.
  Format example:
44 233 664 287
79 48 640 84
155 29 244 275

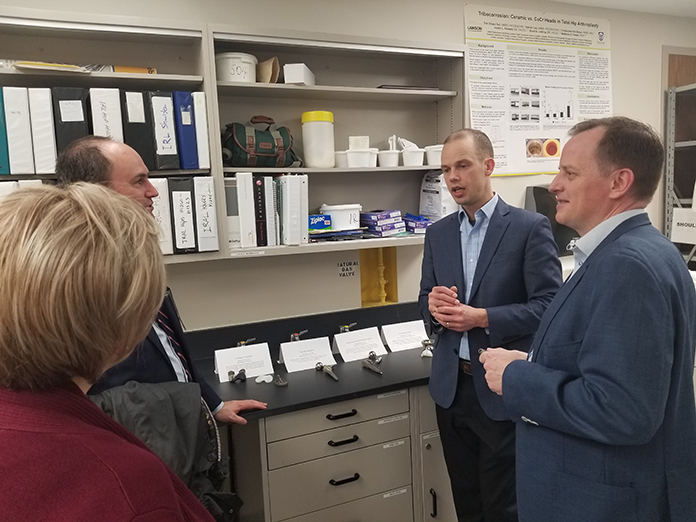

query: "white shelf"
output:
217 81 456 103
675 83 696 95
675 140 696 149
164 250 223 265
0 69 204 90
223 166 438 174
227 234 425 258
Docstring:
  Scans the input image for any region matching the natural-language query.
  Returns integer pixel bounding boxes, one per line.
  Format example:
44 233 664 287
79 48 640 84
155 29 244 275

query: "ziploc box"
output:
309 214 331 230
283 63 315 86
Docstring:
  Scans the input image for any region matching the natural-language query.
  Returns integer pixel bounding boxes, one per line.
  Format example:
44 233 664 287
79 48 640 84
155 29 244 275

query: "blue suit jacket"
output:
503 214 696 522
419 198 562 420
89 290 222 411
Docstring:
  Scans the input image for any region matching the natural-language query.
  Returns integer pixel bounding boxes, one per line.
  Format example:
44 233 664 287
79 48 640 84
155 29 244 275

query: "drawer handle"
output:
327 435 359 447
329 473 360 486
326 408 357 421
430 488 438 518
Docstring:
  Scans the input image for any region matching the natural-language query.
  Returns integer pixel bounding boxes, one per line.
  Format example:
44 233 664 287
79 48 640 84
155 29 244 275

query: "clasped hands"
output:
428 285 489 332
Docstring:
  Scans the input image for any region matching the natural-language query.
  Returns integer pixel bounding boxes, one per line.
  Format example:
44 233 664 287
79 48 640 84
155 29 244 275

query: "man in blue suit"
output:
56 136 266 424
482 117 696 522
419 129 562 522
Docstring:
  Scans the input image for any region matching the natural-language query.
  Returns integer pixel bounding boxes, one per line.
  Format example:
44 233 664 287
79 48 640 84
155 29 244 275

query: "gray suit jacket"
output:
419 198 562 420
503 214 696 522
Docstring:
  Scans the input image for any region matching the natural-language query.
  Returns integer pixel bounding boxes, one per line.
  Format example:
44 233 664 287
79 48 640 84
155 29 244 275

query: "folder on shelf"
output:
235 171 257 248
224 177 241 250
168 176 197 254
146 91 180 170
149 177 174 255
193 176 219 252
51 87 90 155
173 91 198 170
27 88 57 175
89 88 124 142
0 89 11 175
121 90 157 171
0 181 18 201
277 174 302 246
192 92 210 170
3 87 35 175
264 176 278 247
253 175 268 247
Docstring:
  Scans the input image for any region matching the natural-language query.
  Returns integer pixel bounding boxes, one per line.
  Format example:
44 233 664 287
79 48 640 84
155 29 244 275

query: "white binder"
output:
278 175 302 246
89 88 124 142
193 176 219 252
192 92 210 170
27 88 57 174
0 181 19 201
263 176 278 246
149 178 174 255
3 87 34 174
299 173 309 244
235 172 257 248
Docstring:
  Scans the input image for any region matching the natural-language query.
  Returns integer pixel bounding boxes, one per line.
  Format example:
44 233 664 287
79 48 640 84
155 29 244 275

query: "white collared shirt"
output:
568 209 646 279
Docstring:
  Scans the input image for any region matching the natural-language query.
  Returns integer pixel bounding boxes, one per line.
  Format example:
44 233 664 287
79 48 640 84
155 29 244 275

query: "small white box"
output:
283 63 315 86
349 135 370 150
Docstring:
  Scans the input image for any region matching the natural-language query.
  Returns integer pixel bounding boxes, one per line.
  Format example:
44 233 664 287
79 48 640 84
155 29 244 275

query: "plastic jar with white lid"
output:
302 111 335 168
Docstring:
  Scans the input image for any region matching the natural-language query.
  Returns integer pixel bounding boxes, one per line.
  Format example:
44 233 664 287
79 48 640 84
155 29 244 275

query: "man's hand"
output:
479 348 527 395
428 285 488 332
214 399 267 425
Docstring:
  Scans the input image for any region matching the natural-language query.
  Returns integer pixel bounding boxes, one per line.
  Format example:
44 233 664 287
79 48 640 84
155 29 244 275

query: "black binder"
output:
146 91 180 170
121 90 157 171
253 175 268 247
51 87 90 154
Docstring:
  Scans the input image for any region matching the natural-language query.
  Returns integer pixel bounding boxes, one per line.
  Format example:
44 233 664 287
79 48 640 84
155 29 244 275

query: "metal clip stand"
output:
339 322 358 333
237 338 256 347
420 338 434 358
362 359 383 375
229 368 247 383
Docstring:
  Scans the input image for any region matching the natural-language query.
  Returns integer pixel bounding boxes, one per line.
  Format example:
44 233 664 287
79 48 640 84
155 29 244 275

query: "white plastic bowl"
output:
425 144 444 166
369 148 378 168
402 148 425 167
334 151 348 168
378 150 400 167
346 149 371 168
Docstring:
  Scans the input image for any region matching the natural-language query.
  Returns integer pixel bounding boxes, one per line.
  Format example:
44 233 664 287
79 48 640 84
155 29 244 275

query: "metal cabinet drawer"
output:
265 389 409 442
281 486 414 522
268 413 410 469
268 437 411 521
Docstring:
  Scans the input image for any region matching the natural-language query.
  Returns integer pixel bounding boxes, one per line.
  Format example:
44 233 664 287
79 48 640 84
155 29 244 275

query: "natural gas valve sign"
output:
337 260 359 278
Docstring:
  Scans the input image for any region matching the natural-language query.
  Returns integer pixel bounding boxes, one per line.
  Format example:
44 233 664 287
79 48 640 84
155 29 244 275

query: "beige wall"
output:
7 1 696 330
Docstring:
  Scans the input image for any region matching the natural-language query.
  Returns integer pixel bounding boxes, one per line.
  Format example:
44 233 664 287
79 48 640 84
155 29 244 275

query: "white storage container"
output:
425 144 444 166
369 148 378 168
302 111 335 168
334 151 349 168
215 52 258 83
284 63 315 85
346 149 371 168
319 203 362 231
378 150 400 167
403 148 425 166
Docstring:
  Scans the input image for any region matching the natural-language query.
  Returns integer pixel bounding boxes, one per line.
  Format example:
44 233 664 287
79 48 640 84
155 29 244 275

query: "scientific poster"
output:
465 4 611 176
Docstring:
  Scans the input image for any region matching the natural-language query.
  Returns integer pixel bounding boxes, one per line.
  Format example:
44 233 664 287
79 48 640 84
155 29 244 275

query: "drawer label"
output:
377 389 407 399
423 432 440 440
383 439 406 449
384 488 408 499
378 414 409 425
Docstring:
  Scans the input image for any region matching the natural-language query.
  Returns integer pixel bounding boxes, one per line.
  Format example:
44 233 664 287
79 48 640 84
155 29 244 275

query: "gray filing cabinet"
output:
233 389 414 522
416 385 457 522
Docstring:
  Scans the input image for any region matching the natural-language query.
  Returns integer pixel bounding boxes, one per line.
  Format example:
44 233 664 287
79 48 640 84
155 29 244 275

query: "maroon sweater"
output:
0 383 215 522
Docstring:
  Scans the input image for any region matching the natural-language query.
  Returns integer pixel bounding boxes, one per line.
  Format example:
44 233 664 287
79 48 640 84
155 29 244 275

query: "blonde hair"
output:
0 183 165 390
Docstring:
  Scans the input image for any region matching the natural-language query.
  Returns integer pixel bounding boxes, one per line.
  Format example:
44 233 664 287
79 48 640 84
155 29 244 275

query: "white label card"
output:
172 190 196 249
125 92 146 123
59 100 84 122
381 320 429 352
151 95 178 156
333 326 387 363
671 208 696 245
214 342 274 382
280 337 336 373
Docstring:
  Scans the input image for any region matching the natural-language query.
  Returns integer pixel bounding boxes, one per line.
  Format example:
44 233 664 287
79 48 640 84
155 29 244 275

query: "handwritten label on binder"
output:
172 190 195 249
151 95 178 156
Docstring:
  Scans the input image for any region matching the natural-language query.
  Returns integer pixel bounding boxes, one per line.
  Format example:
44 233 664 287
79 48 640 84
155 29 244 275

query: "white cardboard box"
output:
283 63 315 86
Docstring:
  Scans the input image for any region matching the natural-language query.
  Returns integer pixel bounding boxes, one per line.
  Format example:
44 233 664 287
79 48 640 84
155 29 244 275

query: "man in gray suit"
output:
482 117 696 522
419 129 562 522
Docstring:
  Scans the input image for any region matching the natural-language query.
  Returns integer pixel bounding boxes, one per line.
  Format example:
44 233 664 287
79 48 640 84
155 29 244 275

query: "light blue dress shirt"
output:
458 194 499 360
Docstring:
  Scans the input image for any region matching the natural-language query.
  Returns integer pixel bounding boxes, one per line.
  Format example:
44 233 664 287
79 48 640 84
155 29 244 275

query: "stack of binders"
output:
225 173 308 249
0 86 211 176
149 176 219 255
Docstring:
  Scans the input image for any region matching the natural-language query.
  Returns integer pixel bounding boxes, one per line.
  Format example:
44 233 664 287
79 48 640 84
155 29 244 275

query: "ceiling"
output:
553 0 696 19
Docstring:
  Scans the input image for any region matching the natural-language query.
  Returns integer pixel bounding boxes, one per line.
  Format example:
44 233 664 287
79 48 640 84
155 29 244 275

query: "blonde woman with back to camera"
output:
0 183 214 522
